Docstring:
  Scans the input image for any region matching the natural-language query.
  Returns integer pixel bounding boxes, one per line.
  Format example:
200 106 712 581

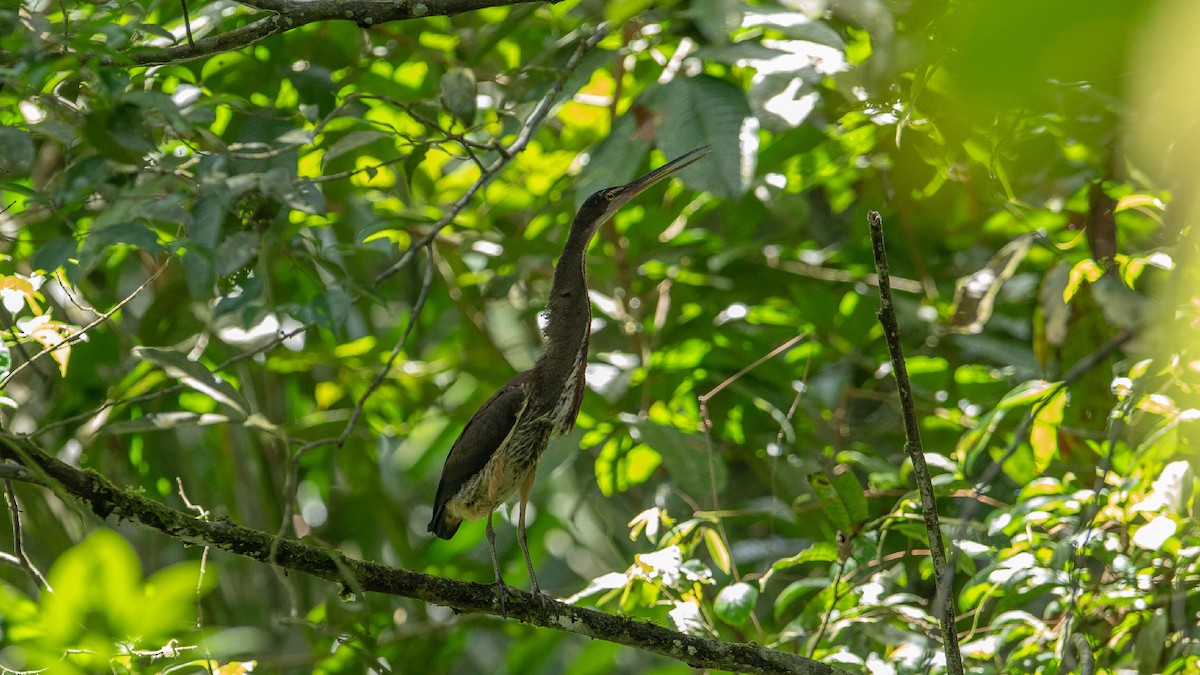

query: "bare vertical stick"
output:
867 210 963 675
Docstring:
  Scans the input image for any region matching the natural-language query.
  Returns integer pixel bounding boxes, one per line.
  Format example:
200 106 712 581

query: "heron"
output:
427 145 710 614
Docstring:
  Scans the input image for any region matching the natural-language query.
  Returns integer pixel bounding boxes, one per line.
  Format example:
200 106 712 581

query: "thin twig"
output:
867 210 963 675
340 246 436 447
179 0 195 46
807 550 848 658
699 334 807 412
697 334 807 591
4 479 51 592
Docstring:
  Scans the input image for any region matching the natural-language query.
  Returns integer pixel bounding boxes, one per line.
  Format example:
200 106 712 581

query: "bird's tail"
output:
428 505 462 540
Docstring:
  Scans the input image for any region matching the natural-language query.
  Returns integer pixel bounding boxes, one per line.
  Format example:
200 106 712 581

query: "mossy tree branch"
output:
126 0 550 65
1 434 849 675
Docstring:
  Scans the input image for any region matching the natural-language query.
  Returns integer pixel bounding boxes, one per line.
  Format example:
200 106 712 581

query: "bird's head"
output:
573 145 710 237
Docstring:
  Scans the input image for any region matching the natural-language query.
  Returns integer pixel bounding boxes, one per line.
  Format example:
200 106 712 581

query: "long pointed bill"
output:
610 145 710 208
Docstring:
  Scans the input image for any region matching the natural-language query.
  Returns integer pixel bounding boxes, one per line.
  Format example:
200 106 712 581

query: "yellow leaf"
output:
703 527 731 575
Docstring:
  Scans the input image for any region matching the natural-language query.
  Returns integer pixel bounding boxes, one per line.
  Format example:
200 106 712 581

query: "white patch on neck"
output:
550 347 586 436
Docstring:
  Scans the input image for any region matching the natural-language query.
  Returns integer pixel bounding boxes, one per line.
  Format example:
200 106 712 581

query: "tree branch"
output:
867 211 964 675
127 0 548 66
0 434 848 675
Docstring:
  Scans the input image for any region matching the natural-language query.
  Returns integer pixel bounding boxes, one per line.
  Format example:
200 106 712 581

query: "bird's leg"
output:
518 472 550 612
486 510 508 618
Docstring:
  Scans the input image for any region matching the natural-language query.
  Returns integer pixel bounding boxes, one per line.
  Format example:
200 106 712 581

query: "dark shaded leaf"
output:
440 68 477 126
0 126 35 176
133 347 249 416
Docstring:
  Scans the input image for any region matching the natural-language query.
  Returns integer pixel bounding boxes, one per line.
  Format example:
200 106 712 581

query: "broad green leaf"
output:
1137 611 1167 675
1030 388 1066 472
831 469 869 525
773 578 828 621
652 75 754 199
714 582 758 627
90 223 162 252
632 420 726 498
322 130 392 168
769 542 839 573
810 473 852 531
1064 258 1104 304
604 0 655 25
83 104 154 164
692 0 741 45
33 529 210 667
133 347 249 416
32 237 78 274
0 126 35 175
575 114 651 211
284 179 325 215
594 439 662 496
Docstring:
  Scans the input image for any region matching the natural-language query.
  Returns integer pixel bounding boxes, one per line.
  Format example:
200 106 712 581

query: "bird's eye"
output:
603 190 616 201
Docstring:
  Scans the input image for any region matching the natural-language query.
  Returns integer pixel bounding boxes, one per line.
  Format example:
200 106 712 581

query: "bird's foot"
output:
528 582 555 617
492 580 517 619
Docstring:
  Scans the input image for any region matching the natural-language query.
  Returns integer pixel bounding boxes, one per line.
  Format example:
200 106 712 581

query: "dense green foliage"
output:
1 0 1197 673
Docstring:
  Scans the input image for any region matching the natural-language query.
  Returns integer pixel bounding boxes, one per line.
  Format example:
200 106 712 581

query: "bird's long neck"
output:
535 221 596 390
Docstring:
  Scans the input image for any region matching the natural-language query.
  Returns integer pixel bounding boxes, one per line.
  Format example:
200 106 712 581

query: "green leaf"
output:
83 104 154 164
103 411 231 434
1137 610 1167 675
36 529 210 663
604 0 656 25
132 347 249 416
632 420 726 498
440 67 477 126
594 439 661 496
768 542 839 574
90 223 162 252
831 469 869 525
575 114 651 211
322 130 392 168
653 75 754 199
810 473 851 531
215 231 260 277
703 527 731 575
714 582 758 627
283 179 325 215
213 276 263 318
773 578 827 621
0 126 35 175
691 0 741 44
996 379 1060 410
1030 388 1066 472
31 237 78 273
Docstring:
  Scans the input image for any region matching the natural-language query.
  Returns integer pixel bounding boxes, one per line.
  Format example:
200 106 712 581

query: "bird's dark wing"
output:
428 372 530 538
